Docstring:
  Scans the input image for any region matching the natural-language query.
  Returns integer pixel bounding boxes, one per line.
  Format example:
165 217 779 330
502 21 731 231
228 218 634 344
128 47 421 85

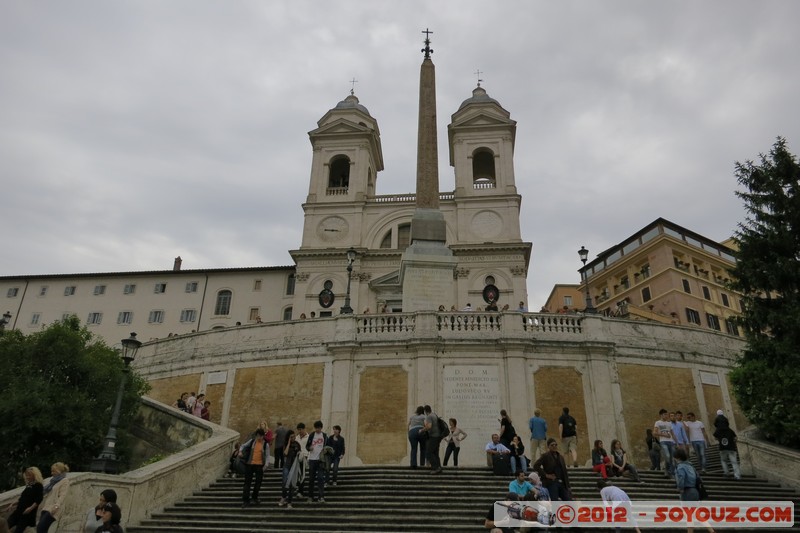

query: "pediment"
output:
370 270 401 288
450 110 515 129
309 118 371 137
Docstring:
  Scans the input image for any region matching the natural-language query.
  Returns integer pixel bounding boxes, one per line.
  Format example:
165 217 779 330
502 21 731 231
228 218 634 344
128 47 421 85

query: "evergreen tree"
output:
0 316 150 489
729 137 800 447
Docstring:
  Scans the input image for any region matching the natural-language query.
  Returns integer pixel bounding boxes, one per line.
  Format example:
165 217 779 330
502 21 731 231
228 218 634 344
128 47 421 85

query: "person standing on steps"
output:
273 422 289 470
240 428 268 507
528 409 548 460
422 405 443 474
442 418 467 468
558 407 579 467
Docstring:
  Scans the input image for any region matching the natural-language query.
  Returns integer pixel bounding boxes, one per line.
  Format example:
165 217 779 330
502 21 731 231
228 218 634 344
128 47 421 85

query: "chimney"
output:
173 256 182 271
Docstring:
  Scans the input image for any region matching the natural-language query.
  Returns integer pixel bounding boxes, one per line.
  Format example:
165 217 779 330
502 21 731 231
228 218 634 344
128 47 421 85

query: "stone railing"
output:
523 313 583 333
0 397 238 532
738 427 800 490
358 314 415 334
326 186 348 196
437 312 502 332
369 191 455 203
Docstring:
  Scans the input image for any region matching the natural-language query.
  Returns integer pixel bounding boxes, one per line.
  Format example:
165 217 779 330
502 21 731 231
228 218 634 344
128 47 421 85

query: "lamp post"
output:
91 332 142 474
340 247 357 314
0 311 11 332
578 246 597 314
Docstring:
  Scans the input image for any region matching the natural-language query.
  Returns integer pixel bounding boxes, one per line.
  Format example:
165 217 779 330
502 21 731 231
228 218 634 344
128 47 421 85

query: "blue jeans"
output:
660 441 675 476
408 427 425 467
691 440 707 471
328 455 341 483
510 454 528 474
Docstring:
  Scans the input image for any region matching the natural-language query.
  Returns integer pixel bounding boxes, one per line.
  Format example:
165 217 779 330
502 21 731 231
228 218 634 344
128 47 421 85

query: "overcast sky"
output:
1 1 798 308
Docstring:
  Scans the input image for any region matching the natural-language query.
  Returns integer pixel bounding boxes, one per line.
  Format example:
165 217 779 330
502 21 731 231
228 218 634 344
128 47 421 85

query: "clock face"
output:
317 216 349 242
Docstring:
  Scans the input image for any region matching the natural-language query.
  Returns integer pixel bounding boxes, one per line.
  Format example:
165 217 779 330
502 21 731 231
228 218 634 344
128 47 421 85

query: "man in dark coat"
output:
532 438 572 501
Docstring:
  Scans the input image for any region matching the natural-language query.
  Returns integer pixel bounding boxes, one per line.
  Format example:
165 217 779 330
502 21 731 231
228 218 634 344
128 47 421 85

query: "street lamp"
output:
578 246 597 314
340 247 357 314
0 311 11 332
91 332 142 474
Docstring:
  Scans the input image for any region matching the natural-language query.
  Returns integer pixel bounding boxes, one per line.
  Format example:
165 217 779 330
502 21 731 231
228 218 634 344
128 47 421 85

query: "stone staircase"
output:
127 450 799 532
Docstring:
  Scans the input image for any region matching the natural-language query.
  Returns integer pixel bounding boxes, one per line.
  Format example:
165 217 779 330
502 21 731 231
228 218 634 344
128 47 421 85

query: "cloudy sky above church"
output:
1 1 798 308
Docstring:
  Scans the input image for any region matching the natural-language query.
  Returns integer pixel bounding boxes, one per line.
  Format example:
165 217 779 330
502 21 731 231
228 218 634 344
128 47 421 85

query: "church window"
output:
283 306 293 321
472 149 496 188
214 290 232 316
485 275 496 286
328 156 350 190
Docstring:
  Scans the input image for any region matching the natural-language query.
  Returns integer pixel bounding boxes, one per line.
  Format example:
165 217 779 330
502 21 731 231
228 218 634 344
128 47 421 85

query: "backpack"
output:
436 415 450 438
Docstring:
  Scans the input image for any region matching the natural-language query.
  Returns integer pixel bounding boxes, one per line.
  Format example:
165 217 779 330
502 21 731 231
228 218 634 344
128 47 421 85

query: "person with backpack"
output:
240 428 269 507
422 405 444 474
558 407 579 467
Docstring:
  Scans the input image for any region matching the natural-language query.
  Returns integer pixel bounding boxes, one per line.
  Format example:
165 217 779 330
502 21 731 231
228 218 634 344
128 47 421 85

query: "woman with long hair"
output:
94 502 123 533
278 430 302 509
591 440 611 480
442 418 467 468
83 489 118 533
5 467 43 533
36 462 69 533
499 410 516 447
609 439 643 483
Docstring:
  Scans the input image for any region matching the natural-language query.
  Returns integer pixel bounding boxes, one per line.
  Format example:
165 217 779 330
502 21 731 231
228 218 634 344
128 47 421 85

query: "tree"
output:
0 316 150 490
728 137 800 448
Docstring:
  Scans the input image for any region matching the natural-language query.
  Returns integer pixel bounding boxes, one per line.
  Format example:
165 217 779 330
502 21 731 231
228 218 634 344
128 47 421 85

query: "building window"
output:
7 287 19 298
249 307 260 322
286 274 295 296
93 285 106 296
64 286 76 296
87 312 103 325
706 313 721 330
253 279 262 291
619 276 629 289
725 319 739 336
702 286 711 300
185 282 198 293
61 313 72 321
154 283 167 294
685 308 701 325
283 306 293 321
31 313 41 325
117 311 133 325
39 286 48 297
641 287 652 303
682 279 691 293
319 311 333 318
180 309 197 323
123 284 136 295
214 290 232 316
148 310 164 324
563 295 572 307
721 293 730 307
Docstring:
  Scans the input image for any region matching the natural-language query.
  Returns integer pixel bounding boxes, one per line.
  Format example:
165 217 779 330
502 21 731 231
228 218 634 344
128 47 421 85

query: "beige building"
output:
543 283 584 313
578 218 742 334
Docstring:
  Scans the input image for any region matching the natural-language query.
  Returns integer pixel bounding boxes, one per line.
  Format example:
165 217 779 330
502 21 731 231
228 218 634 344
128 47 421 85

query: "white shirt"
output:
684 420 706 442
600 485 631 503
654 420 674 443
307 431 326 461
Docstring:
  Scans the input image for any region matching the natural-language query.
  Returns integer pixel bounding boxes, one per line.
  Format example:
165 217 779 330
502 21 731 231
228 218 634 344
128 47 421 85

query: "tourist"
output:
462 303 473 311
442 418 467 468
191 393 205 417
672 411 690 453
186 392 197 412
200 400 211 420
306 420 328 502
517 301 527 312
591 440 611 480
273 422 289 470
94 502 123 533
498 409 515 447
82 489 117 533
485 433 511 466
326 424 345 485
408 406 427 468
527 472 550 501
654 408 676 478
240 428 269 507
714 425 741 480
528 409 548 460
5 466 43 533
422 405 443 474
714 409 730 431
685 412 710 473
532 439 571 501
558 407 579 467
609 439 643 482
36 462 70 533
225 443 241 478
279 430 302 509
645 428 661 470
508 435 527 474
597 479 641 533
508 470 535 500
674 449 715 533
173 392 189 412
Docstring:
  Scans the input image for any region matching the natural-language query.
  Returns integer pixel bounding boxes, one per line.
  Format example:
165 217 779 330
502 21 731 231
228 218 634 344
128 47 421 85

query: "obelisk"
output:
400 29 456 312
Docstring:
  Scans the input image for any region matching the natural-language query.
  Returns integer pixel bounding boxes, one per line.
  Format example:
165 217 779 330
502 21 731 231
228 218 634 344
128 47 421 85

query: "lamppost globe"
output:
90 332 141 474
